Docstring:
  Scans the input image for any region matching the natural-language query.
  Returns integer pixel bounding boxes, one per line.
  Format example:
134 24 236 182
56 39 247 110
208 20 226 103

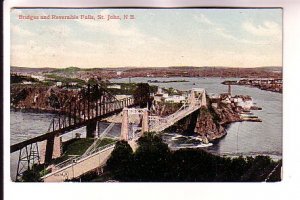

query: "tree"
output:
105 140 134 181
133 132 171 181
133 83 151 108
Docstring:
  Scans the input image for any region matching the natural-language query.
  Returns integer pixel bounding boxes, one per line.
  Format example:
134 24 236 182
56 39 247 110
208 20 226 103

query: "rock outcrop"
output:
194 107 226 142
11 85 79 112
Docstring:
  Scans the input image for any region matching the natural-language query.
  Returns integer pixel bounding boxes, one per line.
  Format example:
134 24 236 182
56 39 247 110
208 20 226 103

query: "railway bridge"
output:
12 86 207 181
11 84 136 180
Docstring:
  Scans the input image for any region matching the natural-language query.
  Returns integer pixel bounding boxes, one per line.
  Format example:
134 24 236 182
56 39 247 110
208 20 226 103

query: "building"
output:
69 82 78 86
56 82 62 86
107 84 121 89
31 75 45 81
153 94 164 102
115 95 133 100
116 71 122 76
22 81 32 85
164 95 186 103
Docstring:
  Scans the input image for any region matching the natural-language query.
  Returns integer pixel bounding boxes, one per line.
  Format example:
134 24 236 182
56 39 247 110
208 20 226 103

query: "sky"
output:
10 8 282 68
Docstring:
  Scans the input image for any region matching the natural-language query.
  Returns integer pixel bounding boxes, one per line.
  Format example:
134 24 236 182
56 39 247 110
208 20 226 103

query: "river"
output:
10 111 121 180
10 77 282 179
111 77 282 158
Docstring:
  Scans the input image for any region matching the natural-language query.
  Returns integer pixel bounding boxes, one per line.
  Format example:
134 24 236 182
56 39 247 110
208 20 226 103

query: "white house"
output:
164 95 186 103
237 99 253 110
69 82 78 86
107 84 121 89
56 82 62 86
31 75 45 81
22 81 32 85
117 71 122 76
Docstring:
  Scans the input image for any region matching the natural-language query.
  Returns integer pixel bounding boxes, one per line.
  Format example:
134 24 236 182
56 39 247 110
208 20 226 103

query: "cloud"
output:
11 25 35 37
194 14 238 42
48 25 71 37
194 14 213 25
243 21 281 38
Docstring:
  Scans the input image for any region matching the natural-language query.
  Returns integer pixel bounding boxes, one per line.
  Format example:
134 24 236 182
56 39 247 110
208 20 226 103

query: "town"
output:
222 78 283 93
10 67 281 182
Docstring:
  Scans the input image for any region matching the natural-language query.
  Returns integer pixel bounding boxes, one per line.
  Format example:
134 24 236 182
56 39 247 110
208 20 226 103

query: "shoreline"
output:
222 80 282 94
10 106 61 115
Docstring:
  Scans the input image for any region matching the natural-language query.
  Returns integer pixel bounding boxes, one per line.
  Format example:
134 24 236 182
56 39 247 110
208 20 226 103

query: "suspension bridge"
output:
11 85 207 181
11 84 135 180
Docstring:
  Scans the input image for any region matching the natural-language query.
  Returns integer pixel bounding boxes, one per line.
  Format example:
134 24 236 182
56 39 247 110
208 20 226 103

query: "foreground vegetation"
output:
69 132 281 182
103 132 281 182
19 137 115 182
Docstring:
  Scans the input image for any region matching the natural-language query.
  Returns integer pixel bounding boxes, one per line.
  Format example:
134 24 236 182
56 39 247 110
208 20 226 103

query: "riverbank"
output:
11 84 80 112
155 93 261 143
147 79 188 83
222 79 282 93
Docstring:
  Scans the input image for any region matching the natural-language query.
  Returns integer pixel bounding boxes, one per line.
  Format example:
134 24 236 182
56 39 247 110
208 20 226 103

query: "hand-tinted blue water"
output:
111 77 282 157
11 77 282 180
10 111 121 180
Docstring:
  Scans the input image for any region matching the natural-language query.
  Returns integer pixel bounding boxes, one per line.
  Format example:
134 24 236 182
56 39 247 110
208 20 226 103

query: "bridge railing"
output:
53 142 116 170
45 97 134 133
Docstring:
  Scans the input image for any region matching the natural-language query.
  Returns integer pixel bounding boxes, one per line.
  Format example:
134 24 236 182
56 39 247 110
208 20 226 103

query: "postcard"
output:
8 7 284 183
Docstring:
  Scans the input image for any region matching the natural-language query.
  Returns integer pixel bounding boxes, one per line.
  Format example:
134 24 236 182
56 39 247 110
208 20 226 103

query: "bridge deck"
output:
150 105 201 132
10 104 137 153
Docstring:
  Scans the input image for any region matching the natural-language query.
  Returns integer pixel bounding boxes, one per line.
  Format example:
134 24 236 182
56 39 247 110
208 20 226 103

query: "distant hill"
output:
11 66 282 71
254 66 282 72
11 66 54 73
10 66 282 79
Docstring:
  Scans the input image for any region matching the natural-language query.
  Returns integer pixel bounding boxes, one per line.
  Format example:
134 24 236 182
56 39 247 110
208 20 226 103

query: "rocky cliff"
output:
162 98 241 143
194 103 241 142
11 85 79 112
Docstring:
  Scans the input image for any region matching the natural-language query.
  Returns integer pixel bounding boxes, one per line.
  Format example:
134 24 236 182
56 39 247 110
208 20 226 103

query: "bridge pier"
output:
11 85 136 174
142 109 149 134
120 108 129 141
41 134 62 164
86 121 97 138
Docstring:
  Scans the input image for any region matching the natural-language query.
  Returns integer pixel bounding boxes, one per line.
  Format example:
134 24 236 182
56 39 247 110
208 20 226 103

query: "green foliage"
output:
105 82 157 96
19 164 47 182
105 133 281 182
133 83 151 108
240 155 276 181
63 138 95 156
62 138 114 157
163 87 180 95
87 78 99 85
51 67 81 73
11 88 29 104
11 74 39 84
105 140 134 181
44 74 85 85
133 132 170 181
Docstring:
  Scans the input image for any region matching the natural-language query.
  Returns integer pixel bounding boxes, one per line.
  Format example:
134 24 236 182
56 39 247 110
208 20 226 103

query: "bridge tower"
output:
190 89 196 106
190 88 207 107
120 108 149 141
201 89 207 107
142 109 149 133
120 108 129 141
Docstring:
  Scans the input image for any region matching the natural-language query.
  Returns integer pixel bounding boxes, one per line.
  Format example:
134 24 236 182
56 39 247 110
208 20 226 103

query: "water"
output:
111 77 282 157
10 111 121 180
10 77 282 179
